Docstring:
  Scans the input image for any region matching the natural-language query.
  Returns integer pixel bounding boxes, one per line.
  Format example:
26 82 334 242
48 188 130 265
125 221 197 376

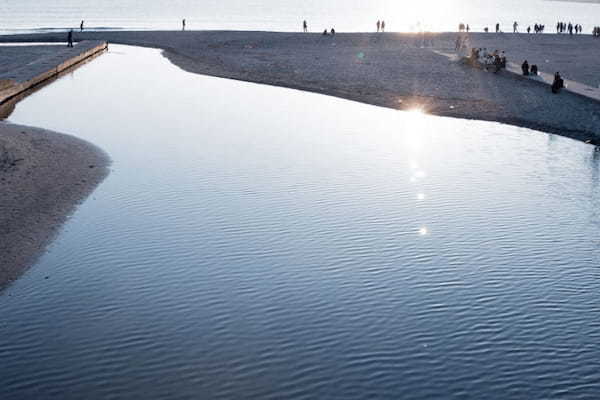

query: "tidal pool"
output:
1 45 599 399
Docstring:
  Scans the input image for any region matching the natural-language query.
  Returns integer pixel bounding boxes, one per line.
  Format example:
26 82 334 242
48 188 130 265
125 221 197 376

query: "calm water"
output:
0 0 599 33
1 45 600 399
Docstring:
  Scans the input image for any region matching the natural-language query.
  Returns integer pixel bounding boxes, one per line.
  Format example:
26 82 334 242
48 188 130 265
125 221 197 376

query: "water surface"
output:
0 0 599 33
1 45 599 399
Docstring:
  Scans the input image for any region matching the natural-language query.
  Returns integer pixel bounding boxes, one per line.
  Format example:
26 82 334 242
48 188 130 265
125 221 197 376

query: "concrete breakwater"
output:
0 40 107 105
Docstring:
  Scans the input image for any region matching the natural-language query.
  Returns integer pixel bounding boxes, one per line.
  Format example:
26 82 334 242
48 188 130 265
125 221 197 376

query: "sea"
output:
0 0 599 34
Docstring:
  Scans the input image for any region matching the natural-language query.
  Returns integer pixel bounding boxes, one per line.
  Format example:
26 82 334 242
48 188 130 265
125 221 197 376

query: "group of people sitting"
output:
322 28 336 35
522 60 565 94
594 27 600 37
469 48 507 72
521 60 539 76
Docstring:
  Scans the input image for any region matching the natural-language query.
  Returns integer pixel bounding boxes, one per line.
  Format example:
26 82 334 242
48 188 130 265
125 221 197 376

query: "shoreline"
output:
0 42 110 289
1 31 599 144
0 122 109 289
0 40 108 104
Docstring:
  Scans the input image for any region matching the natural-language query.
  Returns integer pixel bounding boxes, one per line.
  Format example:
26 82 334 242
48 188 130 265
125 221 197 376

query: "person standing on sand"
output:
381 20 386 32
303 20 308 32
182 19 186 31
67 29 74 47
496 23 500 33
80 20 84 32
377 20 381 32
513 21 518 33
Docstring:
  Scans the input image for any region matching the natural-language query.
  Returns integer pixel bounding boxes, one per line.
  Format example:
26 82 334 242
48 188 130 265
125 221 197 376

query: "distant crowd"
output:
458 21 596 35
556 22 583 34
528 24 546 34
301 19 387 35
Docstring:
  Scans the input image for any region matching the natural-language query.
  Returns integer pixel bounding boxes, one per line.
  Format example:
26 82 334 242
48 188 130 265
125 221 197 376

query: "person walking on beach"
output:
377 20 381 32
80 20 84 32
67 29 74 47
182 19 186 31
303 20 308 32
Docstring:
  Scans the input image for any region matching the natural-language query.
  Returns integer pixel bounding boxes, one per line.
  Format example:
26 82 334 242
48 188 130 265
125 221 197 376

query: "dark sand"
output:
2 31 600 143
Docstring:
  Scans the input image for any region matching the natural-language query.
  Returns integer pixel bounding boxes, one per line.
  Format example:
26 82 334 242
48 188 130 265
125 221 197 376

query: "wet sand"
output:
2 31 599 143
0 122 109 289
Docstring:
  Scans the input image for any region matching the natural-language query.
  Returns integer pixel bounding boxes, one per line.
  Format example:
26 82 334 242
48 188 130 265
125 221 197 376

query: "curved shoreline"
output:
0 122 109 289
2 31 600 144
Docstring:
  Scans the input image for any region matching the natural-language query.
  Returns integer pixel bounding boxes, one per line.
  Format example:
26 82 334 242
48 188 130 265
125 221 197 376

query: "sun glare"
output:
402 108 427 150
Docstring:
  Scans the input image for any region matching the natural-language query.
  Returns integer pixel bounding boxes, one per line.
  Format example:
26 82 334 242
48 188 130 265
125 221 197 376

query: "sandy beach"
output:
0 122 108 289
2 31 600 143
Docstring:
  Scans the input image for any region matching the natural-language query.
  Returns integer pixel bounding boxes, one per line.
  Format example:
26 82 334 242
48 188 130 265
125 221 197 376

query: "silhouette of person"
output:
552 72 564 93
521 60 529 75
466 24 470 32
323 29 328 35
530 64 538 75
80 20 84 32
182 19 186 31
381 20 386 32
303 20 308 32
330 28 335 35
513 21 518 33
67 29 74 47
496 23 500 33
377 20 381 32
